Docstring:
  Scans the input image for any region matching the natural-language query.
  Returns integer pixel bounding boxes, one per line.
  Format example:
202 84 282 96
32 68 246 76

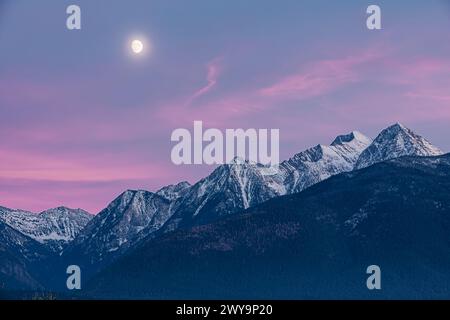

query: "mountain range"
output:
87 154 450 299
0 206 92 253
0 122 446 298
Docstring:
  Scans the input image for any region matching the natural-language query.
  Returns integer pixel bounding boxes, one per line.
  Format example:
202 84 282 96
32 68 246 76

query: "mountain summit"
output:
355 123 443 169
279 130 372 193
156 181 191 201
0 206 91 252
161 159 285 232
62 190 170 273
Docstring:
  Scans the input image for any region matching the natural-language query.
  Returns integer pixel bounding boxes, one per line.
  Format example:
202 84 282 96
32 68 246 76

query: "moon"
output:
131 39 144 54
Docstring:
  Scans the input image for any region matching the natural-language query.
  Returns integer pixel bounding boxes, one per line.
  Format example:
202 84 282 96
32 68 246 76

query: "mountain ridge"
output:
0 206 92 252
85 153 450 299
59 123 443 279
0 123 445 293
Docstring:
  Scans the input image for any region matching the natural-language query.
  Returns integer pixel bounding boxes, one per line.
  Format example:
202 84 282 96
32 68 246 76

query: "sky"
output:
1 0 450 213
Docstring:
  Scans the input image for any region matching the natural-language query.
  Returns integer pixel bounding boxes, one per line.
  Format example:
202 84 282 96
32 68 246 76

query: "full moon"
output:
131 39 144 54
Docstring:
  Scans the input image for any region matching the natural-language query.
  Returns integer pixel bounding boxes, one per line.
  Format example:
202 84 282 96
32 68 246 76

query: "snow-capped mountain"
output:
86 153 450 299
62 190 171 273
161 125 441 232
0 122 446 294
330 131 373 163
162 157 286 231
156 181 191 201
161 131 371 232
355 123 443 169
0 206 92 252
160 129 391 232
279 131 372 193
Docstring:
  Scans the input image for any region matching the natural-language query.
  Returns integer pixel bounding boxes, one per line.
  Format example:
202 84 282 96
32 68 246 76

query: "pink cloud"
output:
385 58 450 116
154 50 450 153
188 57 223 103
155 49 386 127
309 55 450 131
396 58 450 80
0 148 174 182
405 91 450 102
259 51 382 99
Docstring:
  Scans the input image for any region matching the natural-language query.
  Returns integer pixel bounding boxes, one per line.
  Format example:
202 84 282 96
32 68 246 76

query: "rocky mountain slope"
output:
355 123 443 169
86 154 450 299
61 190 171 276
0 206 91 252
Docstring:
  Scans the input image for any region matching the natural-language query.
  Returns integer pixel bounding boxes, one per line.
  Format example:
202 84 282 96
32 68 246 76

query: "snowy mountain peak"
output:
226 156 256 165
355 123 443 169
331 131 372 147
64 189 171 266
393 122 406 129
102 189 167 218
279 130 372 194
0 206 92 252
329 131 372 164
173 122 439 224
156 181 191 201
287 144 327 164
382 122 410 136
39 206 91 219
386 122 423 135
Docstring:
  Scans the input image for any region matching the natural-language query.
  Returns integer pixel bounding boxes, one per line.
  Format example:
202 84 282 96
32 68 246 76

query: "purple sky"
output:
1 0 450 213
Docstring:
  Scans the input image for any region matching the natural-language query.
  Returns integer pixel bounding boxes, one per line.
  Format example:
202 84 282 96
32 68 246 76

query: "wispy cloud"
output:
188 57 223 104
387 58 450 108
259 51 382 99
154 49 388 130
405 91 450 102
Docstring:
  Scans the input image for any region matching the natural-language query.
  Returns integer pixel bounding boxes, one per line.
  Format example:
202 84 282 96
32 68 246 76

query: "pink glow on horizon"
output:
2 46 450 212
0 147 177 181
